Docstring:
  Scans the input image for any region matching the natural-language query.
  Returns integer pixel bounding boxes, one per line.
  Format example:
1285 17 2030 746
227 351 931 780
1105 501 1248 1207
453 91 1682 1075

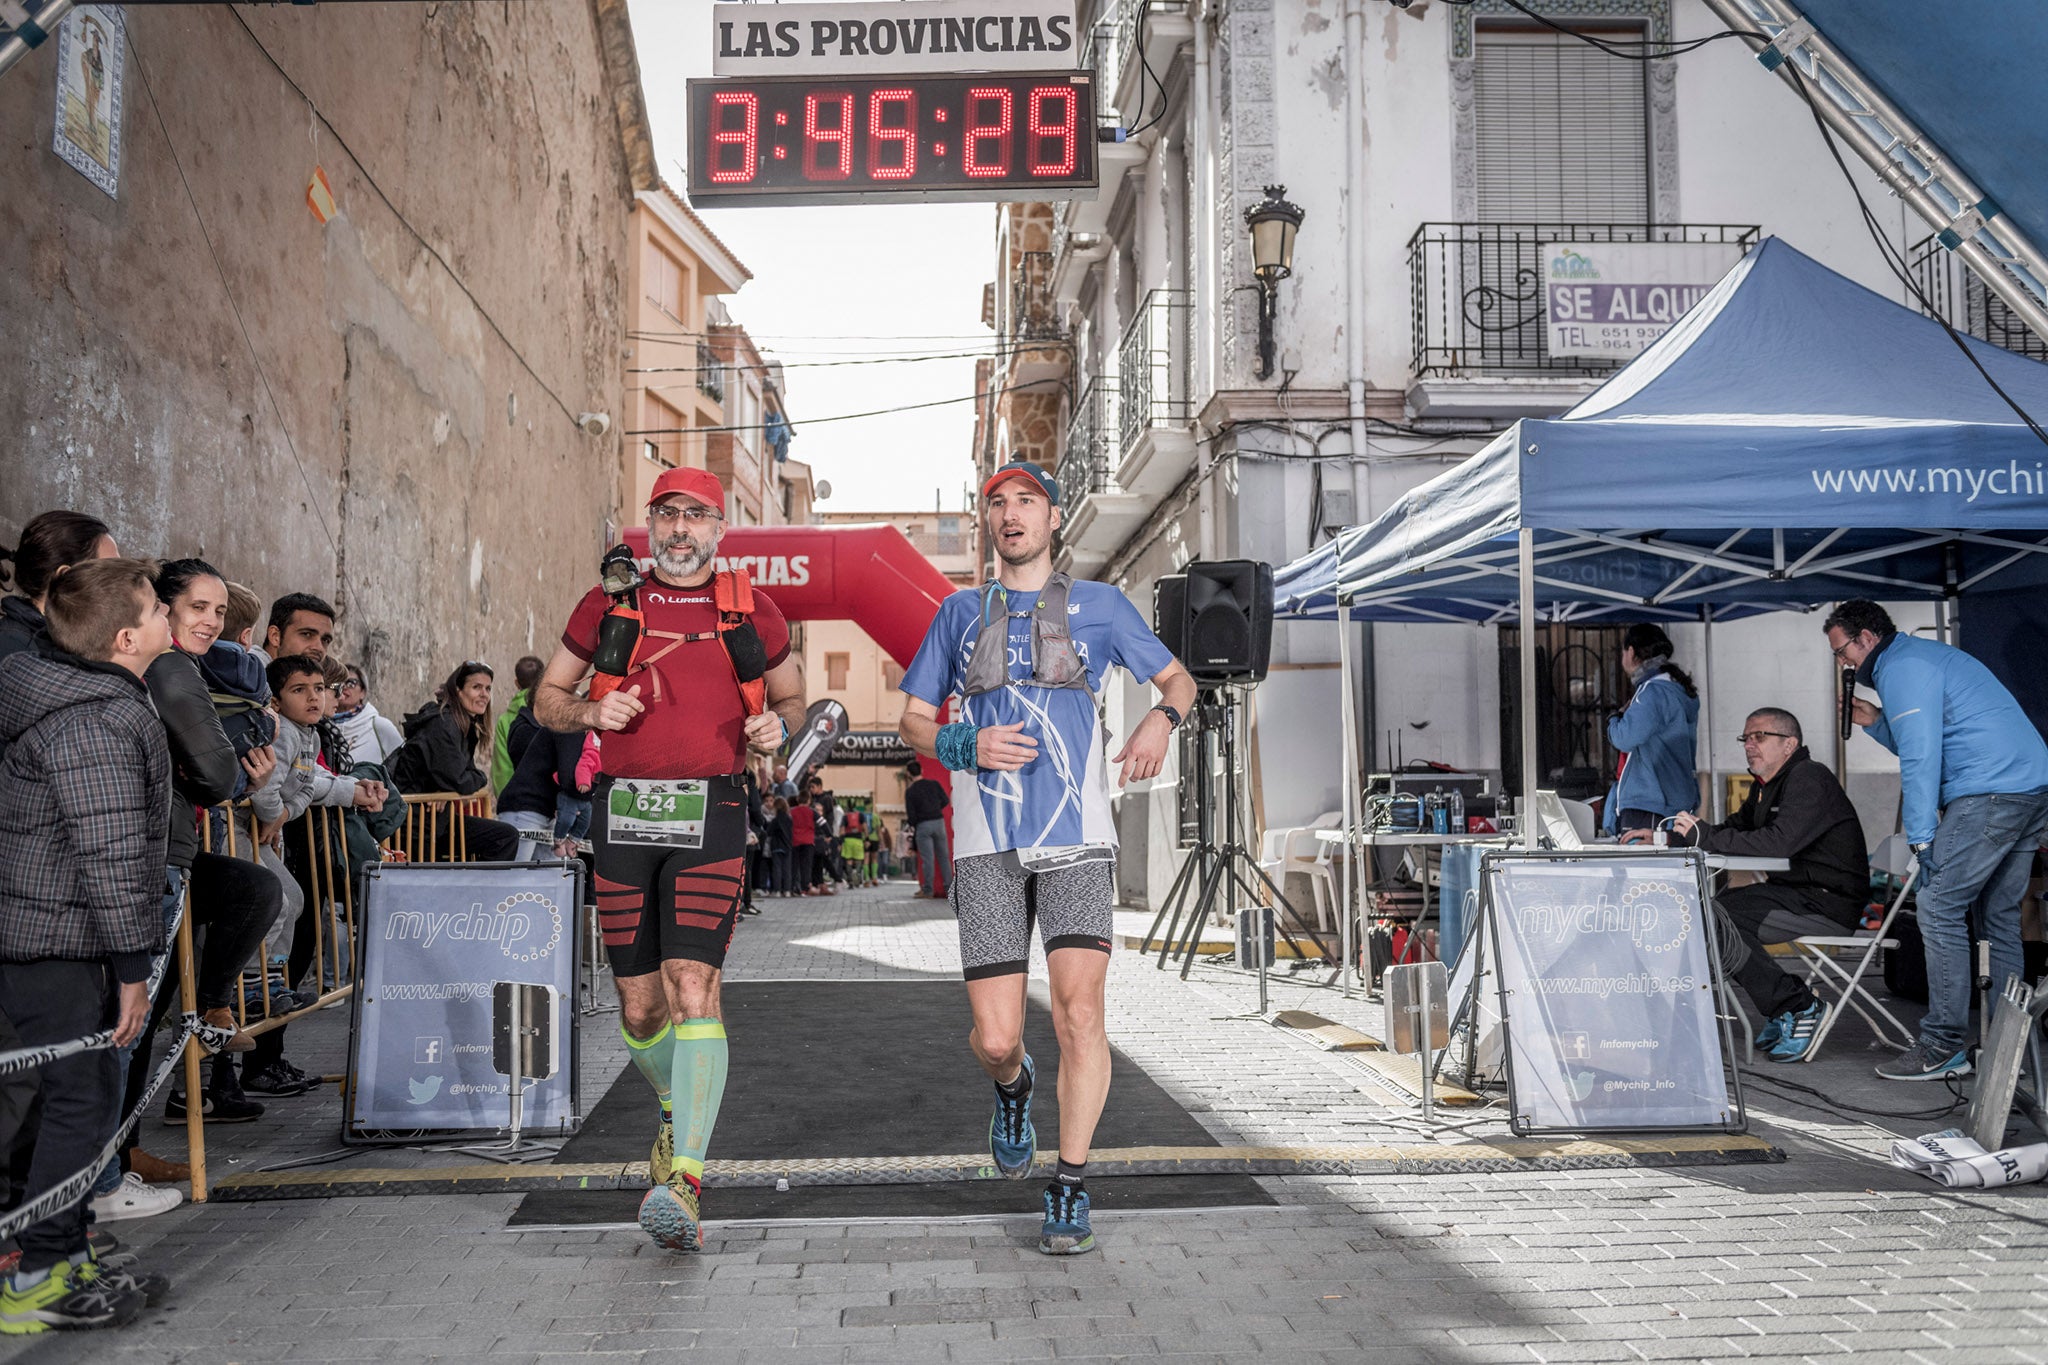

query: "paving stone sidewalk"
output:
10 877 2048 1363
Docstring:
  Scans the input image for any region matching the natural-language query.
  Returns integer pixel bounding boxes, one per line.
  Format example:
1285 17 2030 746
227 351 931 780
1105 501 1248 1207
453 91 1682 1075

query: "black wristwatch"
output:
1151 703 1183 730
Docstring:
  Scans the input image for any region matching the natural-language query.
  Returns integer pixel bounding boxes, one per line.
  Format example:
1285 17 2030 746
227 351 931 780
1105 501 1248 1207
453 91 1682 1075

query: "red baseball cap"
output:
647 466 726 517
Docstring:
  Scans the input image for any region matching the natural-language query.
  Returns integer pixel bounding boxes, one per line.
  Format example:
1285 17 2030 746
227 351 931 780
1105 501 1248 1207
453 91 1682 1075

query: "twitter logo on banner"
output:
408 1075 443 1106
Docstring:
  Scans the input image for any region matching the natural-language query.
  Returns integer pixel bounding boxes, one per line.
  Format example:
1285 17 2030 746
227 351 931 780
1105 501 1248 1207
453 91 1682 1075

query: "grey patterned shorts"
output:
948 852 1116 981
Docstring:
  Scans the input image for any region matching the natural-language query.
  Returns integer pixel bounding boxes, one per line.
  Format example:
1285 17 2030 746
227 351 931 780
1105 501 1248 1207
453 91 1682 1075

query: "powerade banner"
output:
1542 241 1743 359
1483 851 1739 1135
347 862 581 1140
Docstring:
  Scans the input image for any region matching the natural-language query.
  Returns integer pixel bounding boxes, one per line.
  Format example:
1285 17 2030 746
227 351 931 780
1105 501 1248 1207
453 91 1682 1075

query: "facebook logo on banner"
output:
415 1037 444 1065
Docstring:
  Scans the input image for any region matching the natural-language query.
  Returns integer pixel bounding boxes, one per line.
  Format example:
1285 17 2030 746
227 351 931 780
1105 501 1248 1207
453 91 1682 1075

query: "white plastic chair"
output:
1791 833 1919 1059
1281 827 1337 930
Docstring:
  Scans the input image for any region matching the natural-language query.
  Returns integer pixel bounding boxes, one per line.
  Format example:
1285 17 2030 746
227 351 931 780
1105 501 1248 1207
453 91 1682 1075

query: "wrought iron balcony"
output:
1408 223 1760 378
696 340 726 404
1009 250 1064 343
1906 233 2048 362
1057 377 1122 502
1117 289 1192 459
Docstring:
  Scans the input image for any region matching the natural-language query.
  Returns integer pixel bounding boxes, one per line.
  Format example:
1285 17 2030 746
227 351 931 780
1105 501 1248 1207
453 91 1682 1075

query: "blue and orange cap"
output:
981 460 1060 506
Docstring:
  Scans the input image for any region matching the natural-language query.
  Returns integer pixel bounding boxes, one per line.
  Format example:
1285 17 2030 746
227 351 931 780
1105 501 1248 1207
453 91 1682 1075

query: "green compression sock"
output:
671 1018 729 1195
622 1022 675 1121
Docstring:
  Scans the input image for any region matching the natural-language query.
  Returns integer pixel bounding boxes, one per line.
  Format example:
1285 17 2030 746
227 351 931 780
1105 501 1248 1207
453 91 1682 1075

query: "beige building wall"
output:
0 1 654 706
802 512 979 822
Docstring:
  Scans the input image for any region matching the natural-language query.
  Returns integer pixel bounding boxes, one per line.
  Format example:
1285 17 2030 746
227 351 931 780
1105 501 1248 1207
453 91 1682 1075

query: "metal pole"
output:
1336 596 1361 997
0 0 74 82
1518 529 1539 848
1702 609 1721 821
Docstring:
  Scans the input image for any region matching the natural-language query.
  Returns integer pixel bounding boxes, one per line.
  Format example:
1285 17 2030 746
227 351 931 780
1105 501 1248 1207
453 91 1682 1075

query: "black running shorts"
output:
592 774 749 976
949 852 1115 981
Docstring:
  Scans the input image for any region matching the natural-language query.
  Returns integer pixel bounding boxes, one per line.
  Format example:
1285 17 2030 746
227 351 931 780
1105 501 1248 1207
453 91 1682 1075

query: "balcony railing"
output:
1117 289 1193 458
1009 250 1064 343
696 340 727 403
1408 223 1760 378
1058 377 1122 501
1906 234 2048 363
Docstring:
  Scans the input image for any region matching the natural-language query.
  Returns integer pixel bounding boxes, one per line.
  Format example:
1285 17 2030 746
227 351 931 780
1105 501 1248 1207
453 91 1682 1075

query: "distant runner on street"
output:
898 460 1195 1256
534 467 805 1253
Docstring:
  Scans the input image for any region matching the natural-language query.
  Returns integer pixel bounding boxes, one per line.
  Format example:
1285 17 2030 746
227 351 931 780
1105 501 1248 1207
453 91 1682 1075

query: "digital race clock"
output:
685 72 1098 207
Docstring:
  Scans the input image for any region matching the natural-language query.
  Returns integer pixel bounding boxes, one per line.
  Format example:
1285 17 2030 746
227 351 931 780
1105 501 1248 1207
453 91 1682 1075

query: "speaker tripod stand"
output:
1140 689 1333 1010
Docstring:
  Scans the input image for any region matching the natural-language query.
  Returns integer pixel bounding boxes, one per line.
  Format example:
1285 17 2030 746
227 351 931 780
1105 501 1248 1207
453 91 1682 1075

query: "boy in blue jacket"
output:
1827 600 2048 1082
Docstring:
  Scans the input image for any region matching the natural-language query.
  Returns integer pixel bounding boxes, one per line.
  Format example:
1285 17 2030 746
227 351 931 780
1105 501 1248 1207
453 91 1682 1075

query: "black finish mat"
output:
511 979 1272 1224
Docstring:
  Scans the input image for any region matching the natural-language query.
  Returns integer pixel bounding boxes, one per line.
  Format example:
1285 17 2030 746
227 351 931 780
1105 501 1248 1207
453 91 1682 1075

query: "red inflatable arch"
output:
623 522 963 794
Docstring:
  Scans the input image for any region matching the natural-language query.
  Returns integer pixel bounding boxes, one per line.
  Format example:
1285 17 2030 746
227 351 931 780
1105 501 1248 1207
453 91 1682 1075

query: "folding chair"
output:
1792 833 1919 1059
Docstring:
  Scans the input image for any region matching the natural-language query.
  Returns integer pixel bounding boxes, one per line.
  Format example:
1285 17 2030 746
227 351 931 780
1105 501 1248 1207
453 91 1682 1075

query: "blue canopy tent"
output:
1275 238 2048 988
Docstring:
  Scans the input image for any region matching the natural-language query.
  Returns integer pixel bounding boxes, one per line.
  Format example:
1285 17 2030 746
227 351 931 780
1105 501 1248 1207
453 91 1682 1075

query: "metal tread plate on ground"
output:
208 1136 1784 1200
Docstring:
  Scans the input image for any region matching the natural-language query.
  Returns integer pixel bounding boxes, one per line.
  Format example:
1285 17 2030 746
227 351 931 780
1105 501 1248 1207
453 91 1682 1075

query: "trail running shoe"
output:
637 1183 702 1254
0 1260 145 1334
78 1253 168 1308
1877 1042 1972 1082
1039 1182 1096 1256
1766 1001 1826 1063
989 1054 1036 1179
650 1120 674 1187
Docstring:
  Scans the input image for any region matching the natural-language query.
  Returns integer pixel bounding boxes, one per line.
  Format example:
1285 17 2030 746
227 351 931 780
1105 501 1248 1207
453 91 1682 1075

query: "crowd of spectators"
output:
0 507 585 1332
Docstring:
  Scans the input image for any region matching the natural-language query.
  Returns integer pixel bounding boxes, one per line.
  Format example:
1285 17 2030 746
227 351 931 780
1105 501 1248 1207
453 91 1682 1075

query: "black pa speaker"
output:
1180 560 1273 686
1153 574 1188 660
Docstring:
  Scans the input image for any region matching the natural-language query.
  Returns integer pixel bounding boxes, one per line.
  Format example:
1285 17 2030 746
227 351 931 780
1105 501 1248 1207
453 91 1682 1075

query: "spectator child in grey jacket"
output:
0 558 174 1330
252 655 386 833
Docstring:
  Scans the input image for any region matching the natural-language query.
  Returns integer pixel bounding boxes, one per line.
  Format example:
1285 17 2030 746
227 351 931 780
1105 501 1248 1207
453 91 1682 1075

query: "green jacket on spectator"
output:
491 686 530 792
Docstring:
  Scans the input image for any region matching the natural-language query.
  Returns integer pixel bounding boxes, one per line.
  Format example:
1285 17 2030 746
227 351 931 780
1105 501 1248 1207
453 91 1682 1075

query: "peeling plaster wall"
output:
0 3 630 706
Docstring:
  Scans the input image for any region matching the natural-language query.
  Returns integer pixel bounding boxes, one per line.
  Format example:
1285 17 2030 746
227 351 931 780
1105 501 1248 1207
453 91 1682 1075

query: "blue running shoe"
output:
1755 1013 1786 1052
1766 1001 1826 1063
1039 1182 1096 1256
988 1054 1036 1179
637 1183 701 1254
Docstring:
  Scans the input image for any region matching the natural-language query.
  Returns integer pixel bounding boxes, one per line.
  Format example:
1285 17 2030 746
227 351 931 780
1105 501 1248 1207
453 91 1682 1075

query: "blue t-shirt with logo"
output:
901 580 1174 858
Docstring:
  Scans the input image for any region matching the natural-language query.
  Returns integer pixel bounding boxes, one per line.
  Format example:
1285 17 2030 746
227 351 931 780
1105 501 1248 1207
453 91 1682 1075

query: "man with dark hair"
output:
493 655 547 794
1826 599 2048 1081
1640 708 1868 1062
261 592 335 664
903 761 951 898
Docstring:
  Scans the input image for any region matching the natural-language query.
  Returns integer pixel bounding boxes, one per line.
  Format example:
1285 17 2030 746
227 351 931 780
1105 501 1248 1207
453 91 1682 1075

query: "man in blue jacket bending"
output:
1826 600 2048 1082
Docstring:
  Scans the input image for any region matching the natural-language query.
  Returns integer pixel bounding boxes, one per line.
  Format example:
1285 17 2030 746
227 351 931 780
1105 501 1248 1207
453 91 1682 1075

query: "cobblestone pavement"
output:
11 877 2048 1363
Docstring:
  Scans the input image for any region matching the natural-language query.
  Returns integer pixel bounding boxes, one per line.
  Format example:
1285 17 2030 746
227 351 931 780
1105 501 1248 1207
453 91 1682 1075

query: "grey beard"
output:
655 539 712 578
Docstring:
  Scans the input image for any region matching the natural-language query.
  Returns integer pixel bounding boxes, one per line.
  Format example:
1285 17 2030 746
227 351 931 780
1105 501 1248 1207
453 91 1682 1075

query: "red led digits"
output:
867 88 917 180
803 90 855 181
963 86 1014 178
1027 87 1075 177
707 91 758 184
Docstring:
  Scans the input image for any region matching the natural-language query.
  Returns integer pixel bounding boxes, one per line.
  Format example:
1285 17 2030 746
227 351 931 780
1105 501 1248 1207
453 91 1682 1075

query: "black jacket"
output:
498 707 584 819
905 776 949 825
0 597 44 668
391 703 488 796
0 648 169 979
145 649 240 869
1697 746 1869 910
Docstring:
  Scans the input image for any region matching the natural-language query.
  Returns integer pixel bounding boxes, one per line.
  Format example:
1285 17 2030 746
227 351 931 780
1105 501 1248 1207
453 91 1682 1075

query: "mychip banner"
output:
346 861 582 1142
1542 241 1744 358
1484 851 1741 1135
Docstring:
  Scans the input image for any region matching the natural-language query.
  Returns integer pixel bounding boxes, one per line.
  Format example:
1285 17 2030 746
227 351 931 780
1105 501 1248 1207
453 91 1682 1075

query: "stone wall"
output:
0 2 638 707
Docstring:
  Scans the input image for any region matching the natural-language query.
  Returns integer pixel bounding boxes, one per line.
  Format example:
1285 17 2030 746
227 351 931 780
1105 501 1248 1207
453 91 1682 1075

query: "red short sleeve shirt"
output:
561 577 791 780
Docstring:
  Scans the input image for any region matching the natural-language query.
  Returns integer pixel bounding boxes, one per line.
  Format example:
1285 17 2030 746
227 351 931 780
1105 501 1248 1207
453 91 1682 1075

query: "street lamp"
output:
1236 184 1302 382
1244 184 1304 381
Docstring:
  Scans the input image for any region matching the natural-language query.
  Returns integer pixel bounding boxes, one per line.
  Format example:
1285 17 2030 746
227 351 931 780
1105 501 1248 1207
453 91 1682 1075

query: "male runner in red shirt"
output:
534 467 805 1252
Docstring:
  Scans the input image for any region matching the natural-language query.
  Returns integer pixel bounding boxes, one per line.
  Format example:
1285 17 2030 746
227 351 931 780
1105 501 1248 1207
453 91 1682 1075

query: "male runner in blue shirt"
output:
899 460 1195 1256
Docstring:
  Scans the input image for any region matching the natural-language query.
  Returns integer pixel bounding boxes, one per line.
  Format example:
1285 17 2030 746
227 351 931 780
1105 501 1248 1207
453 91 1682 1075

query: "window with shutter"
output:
1473 26 1650 224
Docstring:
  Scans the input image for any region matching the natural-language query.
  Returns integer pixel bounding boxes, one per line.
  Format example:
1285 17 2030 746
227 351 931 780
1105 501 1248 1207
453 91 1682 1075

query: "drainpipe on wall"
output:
1192 0 1217 561
1343 0 1377 786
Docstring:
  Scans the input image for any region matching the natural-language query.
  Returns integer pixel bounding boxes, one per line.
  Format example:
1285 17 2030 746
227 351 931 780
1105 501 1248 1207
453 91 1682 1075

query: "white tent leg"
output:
1519 529 1538 848
1337 597 1361 996
1703 610 1720 821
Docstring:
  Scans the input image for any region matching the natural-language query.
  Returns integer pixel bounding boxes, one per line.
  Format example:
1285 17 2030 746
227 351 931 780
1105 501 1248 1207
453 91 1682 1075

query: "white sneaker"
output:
88 1171 185 1222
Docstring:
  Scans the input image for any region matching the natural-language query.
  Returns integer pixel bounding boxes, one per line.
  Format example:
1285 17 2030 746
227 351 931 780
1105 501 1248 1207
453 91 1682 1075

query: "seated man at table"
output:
1627 707 1869 1062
